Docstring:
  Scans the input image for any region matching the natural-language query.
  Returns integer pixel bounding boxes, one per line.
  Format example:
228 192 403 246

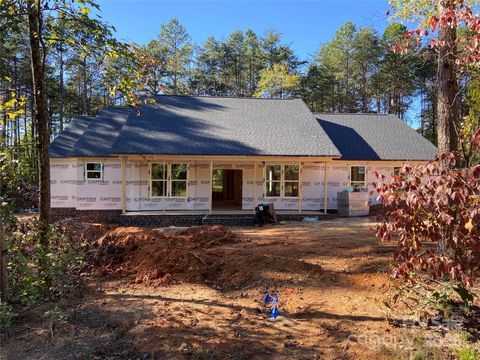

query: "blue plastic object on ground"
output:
264 294 271 304
271 306 279 319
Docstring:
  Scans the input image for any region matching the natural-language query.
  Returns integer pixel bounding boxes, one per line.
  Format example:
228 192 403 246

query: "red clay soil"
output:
88 225 320 289
4 219 479 360
89 225 241 285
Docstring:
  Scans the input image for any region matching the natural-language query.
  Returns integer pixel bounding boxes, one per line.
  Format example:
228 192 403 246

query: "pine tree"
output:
159 18 193 95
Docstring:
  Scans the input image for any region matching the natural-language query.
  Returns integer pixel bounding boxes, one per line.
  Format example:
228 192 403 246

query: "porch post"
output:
121 156 126 215
298 162 302 213
323 162 328 214
209 160 213 214
253 161 256 213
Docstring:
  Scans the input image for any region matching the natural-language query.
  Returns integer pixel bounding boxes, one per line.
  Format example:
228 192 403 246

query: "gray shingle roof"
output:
48 115 93 158
50 96 341 158
315 113 437 161
49 98 437 160
72 108 131 157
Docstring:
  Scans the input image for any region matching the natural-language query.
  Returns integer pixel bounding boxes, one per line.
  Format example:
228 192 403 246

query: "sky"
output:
94 0 421 126
97 0 391 62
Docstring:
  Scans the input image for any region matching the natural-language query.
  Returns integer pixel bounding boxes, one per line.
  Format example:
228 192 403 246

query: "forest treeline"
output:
1 16 479 175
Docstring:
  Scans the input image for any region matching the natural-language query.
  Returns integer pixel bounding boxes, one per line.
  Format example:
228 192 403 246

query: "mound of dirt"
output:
88 225 241 286
60 220 114 246
87 224 322 289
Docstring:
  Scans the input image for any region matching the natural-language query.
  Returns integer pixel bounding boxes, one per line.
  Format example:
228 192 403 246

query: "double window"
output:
150 163 188 197
85 162 103 180
265 164 299 198
350 166 366 187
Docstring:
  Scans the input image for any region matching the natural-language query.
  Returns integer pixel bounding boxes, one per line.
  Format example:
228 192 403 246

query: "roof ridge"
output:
314 112 390 116
151 94 298 101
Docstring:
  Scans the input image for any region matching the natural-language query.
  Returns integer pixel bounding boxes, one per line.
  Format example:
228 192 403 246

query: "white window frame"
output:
265 164 282 198
85 162 103 180
149 162 188 198
283 164 300 198
170 163 188 198
349 165 366 188
264 164 300 198
150 162 168 198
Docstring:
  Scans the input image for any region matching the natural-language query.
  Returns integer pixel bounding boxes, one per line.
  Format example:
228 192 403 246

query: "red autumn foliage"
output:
373 129 480 287
392 0 480 65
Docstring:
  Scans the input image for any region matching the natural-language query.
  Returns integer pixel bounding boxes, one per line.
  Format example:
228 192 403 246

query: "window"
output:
151 163 167 197
85 162 102 180
150 162 188 198
266 165 281 197
284 164 299 197
393 167 401 176
350 166 366 187
265 164 299 198
171 163 187 196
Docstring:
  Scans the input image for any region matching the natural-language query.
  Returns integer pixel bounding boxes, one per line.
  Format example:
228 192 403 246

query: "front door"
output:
212 169 242 210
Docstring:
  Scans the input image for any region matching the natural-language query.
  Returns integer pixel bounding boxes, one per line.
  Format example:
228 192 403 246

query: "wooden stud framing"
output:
209 160 213 214
121 156 126 215
253 162 256 213
298 162 302 213
323 162 328 214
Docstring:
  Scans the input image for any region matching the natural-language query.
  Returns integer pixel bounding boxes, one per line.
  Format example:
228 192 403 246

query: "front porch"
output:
118 155 334 215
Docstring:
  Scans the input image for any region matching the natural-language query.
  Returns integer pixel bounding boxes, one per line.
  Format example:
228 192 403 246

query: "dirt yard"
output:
2 218 477 359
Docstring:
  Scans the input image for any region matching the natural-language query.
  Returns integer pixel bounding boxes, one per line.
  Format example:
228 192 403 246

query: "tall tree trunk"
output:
27 0 50 247
82 56 88 115
13 56 20 149
23 102 28 146
0 219 7 302
436 0 460 153
2 106 6 148
345 57 349 112
173 72 178 95
361 76 368 113
59 46 64 130
249 61 253 95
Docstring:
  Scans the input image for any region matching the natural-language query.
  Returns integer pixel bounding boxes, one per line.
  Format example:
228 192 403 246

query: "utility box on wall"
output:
337 192 369 217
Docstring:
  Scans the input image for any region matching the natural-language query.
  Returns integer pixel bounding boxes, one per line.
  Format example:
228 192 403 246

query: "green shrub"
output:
411 347 444 360
457 347 480 360
0 302 14 330
6 219 83 305
43 304 68 337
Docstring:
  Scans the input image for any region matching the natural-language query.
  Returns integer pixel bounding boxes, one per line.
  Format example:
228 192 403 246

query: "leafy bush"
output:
43 304 68 338
410 347 444 360
386 277 478 320
0 302 14 330
373 129 480 288
457 347 480 360
0 151 38 211
6 219 83 305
